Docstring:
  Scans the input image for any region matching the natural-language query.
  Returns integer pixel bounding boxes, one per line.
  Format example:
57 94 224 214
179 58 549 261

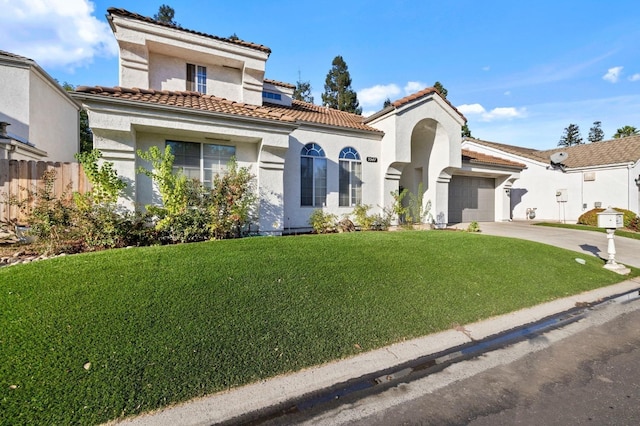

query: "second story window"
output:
262 91 282 101
187 64 207 93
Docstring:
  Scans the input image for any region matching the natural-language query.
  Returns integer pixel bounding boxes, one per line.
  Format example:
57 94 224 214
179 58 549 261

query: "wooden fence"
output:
0 159 91 224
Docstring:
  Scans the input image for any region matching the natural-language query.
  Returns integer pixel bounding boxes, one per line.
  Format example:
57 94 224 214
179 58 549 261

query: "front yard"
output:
1 231 636 424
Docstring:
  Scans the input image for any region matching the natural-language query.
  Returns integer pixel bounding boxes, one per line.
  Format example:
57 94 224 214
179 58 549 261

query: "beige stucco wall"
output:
370 95 465 225
149 53 244 100
29 70 79 161
0 63 31 141
282 126 383 231
0 59 79 161
112 14 268 105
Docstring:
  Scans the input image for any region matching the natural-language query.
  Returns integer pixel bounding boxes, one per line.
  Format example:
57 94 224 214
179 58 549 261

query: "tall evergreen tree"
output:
62 82 93 152
383 97 392 108
154 4 178 26
558 123 583 147
321 56 362 115
293 79 314 103
433 81 448 99
461 123 472 138
613 125 639 138
588 121 604 143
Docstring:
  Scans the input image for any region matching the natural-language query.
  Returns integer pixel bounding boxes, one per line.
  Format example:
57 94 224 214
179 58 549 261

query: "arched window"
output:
339 147 362 206
300 143 327 206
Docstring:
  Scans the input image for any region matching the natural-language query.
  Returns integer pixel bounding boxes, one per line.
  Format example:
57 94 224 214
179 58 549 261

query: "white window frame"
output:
166 140 235 188
339 147 362 206
300 143 327 207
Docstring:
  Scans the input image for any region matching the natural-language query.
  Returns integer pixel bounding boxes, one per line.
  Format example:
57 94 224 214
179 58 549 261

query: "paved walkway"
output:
473 221 640 269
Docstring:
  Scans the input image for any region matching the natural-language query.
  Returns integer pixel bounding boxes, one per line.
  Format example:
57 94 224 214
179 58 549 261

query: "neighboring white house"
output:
0 50 80 161
463 137 640 223
72 8 639 233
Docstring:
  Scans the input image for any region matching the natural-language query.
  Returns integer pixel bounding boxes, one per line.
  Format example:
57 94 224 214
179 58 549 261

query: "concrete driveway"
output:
474 221 640 269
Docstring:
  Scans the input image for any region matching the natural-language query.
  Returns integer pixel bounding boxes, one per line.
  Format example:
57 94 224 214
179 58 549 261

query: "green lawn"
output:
1 231 637 425
535 222 640 240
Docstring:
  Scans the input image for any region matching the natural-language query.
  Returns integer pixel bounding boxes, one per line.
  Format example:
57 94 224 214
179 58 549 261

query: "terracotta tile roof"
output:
264 100 383 133
107 8 271 54
73 86 382 132
467 136 640 168
390 87 466 120
74 86 296 123
263 78 295 89
462 149 526 169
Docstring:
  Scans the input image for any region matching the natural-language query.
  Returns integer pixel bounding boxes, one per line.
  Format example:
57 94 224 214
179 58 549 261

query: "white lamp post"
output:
596 207 630 274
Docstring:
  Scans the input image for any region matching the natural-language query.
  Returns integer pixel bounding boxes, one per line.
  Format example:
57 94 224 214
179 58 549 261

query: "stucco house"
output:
463 137 640 223
0 50 80 161
72 8 527 234
70 8 638 233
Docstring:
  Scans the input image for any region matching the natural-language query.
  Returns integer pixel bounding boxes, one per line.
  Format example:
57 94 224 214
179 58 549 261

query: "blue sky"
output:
1 0 639 149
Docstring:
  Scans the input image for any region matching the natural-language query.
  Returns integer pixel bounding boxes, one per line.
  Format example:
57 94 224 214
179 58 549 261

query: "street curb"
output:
112 278 640 426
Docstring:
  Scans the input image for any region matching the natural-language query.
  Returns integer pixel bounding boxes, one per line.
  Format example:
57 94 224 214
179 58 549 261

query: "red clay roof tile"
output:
73 86 383 132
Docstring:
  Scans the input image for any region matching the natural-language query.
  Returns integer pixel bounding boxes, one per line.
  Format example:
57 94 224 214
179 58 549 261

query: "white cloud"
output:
504 91 511 96
603 66 623 83
404 81 427 94
482 66 490 71
358 84 401 107
0 0 117 71
630 73 640 82
457 103 526 122
458 103 487 115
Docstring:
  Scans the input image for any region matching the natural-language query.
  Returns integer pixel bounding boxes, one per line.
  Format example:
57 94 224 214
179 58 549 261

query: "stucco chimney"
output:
0 122 9 139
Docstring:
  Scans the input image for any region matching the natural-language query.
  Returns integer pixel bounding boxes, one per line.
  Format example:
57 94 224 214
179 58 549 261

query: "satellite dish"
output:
550 152 569 164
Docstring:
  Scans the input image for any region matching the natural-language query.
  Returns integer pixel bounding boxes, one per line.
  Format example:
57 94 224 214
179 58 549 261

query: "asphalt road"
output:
279 296 640 425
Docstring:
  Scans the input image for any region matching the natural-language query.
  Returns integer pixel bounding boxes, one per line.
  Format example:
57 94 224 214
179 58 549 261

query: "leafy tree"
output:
154 4 178 26
293 79 314 103
383 97 392 108
62 81 93 153
558 123 583 147
434 81 448 99
588 121 604 143
321 55 362 115
613 125 639 138
461 123 472 138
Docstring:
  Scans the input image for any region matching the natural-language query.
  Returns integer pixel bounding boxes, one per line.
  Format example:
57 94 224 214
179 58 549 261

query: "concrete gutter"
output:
110 278 640 426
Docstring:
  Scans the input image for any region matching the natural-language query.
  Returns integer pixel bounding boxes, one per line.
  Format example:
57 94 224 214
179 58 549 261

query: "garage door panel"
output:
449 176 495 223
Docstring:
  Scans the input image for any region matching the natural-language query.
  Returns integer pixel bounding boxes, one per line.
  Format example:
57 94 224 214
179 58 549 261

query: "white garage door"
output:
448 176 495 223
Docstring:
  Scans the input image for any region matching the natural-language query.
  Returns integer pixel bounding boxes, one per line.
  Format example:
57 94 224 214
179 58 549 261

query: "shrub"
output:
577 208 638 228
73 150 130 250
137 145 190 226
308 209 337 234
18 169 79 253
390 188 409 224
352 204 375 230
467 221 481 232
208 158 257 240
